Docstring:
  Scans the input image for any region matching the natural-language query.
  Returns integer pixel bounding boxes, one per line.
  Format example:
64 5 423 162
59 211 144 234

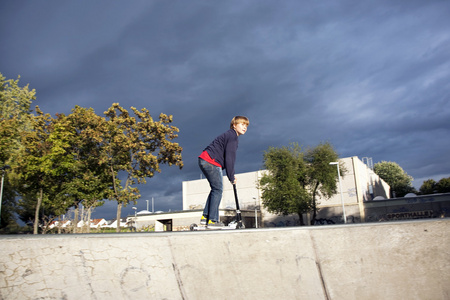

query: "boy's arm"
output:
224 136 238 182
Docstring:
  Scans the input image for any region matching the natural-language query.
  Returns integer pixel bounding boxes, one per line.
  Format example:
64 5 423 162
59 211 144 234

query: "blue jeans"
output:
198 158 223 222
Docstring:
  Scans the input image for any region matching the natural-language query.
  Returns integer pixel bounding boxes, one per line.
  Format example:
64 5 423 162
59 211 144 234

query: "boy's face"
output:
234 122 248 136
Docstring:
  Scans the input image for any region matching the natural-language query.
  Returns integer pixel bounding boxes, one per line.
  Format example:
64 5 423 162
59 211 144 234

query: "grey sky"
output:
1 0 449 219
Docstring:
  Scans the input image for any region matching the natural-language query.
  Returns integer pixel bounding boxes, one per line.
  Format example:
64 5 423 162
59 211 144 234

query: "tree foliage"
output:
419 179 437 195
436 177 450 193
304 143 342 221
102 103 183 232
259 142 341 225
373 161 414 197
419 177 450 195
14 107 73 234
0 73 36 229
0 74 183 234
0 74 36 167
259 144 309 224
63 106 111 233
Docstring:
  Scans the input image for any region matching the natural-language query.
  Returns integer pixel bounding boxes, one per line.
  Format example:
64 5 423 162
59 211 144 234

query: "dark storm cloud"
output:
1 0 449 219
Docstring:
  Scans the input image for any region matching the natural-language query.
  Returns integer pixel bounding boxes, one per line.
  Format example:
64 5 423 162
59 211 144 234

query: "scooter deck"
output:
189 225 233 231
189 221 244 231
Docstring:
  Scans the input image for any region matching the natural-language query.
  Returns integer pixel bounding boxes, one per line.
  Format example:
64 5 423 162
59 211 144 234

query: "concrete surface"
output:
1 219 449 300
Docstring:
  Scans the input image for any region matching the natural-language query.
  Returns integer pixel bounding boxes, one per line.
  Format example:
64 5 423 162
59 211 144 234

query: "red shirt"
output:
199 150 222 168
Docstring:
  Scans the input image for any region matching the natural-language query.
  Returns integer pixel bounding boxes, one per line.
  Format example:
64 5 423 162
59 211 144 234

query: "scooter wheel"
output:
189 223 197 231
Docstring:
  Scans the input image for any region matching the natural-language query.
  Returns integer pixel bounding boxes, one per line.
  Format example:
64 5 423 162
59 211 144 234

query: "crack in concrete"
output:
309 231 330 300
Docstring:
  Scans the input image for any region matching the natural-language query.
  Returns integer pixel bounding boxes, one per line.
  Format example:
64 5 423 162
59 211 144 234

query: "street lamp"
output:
253 197 258 228
0 165 11 225
329 162 347 224
145 198 155 212
132 207 137 230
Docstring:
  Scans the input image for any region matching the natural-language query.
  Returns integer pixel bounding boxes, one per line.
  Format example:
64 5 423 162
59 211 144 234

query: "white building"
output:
48 220 72 229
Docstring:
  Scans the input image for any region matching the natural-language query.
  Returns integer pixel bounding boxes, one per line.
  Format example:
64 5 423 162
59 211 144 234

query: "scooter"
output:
189 183 245 231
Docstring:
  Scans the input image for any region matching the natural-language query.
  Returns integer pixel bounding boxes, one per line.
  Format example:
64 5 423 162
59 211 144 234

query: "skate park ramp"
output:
1 219 449 300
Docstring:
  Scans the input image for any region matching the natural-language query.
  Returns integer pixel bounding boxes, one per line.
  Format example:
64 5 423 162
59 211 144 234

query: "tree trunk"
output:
57 215 62 234
110 164 122 233
116 202 122 233
33 188 43 234
86 207 92 233
73 201 80 233
310 183 320 225
311 207 316 224
298 212 305 226
310 196 317 226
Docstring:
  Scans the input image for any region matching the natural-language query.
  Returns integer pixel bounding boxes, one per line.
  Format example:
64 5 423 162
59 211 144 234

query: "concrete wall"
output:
1 219 449 300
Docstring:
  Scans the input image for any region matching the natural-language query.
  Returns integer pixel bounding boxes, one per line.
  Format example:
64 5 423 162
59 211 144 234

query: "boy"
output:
198 116 249 228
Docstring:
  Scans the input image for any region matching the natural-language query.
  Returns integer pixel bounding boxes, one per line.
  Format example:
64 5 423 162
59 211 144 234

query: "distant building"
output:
90 218 108 228
48 220 71 229
103 218 127 228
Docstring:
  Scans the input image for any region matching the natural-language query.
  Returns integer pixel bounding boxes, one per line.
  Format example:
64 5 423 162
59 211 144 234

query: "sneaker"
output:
207 220 225 229
200 215 208 225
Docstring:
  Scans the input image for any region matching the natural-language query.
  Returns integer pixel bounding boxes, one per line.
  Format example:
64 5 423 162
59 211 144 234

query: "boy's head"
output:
230 116 249 129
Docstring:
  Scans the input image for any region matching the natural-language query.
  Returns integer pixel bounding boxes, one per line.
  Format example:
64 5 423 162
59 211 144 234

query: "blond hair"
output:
230 116 249 129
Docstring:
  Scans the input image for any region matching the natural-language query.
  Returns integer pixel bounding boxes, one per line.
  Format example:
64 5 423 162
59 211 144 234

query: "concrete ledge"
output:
1 219 449 299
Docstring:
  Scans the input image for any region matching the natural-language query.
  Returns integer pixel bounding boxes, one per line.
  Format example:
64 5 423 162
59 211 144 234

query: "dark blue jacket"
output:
204 129 239 182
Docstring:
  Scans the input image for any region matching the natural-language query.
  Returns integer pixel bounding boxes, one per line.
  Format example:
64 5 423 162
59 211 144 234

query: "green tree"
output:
419 177 450 195
259 142 341 225
14 107 108 234
40 113 78 233
102 104 183 232
304 142 341 222
373 161 414 197
0 73 36 229
419 179 436 195
63 106 111 233
260 144 310 225
15 107 76 234
436 177 450 193
15 107 54 234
